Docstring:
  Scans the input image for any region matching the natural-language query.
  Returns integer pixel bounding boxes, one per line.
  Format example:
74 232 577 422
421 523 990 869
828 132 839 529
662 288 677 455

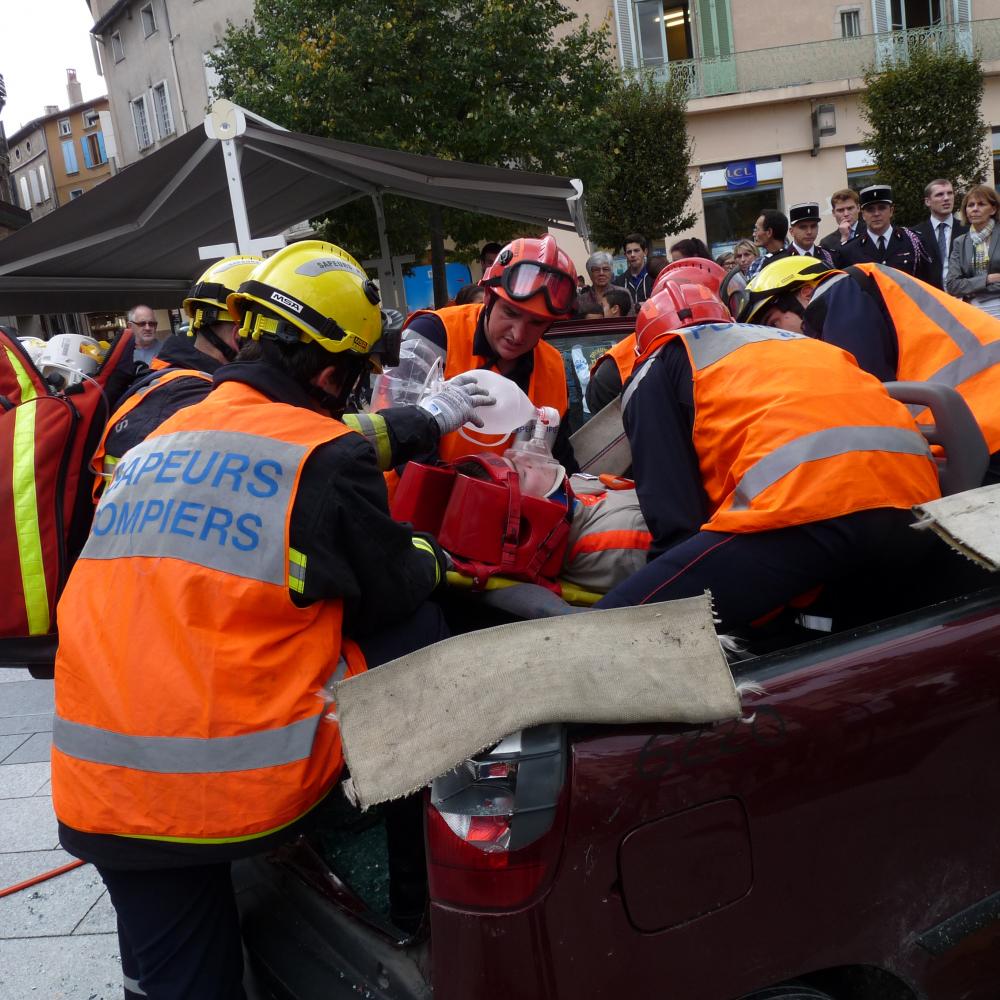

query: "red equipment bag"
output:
392 453 572 591
0 330 135 670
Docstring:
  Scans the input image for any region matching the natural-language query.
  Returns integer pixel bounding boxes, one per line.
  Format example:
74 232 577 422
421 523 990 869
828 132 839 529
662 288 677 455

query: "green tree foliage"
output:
211 0 619 261
861 41 988 225
586 72 695 250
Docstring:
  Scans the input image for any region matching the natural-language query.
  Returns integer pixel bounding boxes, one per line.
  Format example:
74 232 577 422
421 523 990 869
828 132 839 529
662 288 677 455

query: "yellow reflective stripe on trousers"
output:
288 547 307 594
411 534 441 586
4 345 50 635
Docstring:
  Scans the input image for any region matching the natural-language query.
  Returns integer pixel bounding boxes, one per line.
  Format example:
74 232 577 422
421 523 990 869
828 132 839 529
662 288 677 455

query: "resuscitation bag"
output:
0 329 136 667
392 453 572 590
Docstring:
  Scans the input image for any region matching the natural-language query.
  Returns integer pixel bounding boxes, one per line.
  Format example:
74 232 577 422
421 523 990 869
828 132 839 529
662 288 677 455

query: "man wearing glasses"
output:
128 305 161 365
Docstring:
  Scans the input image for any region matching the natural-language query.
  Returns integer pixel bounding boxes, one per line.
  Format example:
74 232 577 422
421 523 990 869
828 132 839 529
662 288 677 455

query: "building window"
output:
62 140 79 175
19 175 29 207
25 139 31 153
58 118 72 137
82 132 108 167
634 0 693 68
889 0 942 30
70 189 84 199
111 31 125 63
840 9 861 37
83 109 100 129
151 82 175 139
13 146 20 162
131 94 153 150
140 3 157 38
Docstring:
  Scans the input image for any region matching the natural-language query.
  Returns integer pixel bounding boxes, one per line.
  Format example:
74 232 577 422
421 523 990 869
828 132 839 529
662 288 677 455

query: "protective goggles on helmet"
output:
486 260 577 316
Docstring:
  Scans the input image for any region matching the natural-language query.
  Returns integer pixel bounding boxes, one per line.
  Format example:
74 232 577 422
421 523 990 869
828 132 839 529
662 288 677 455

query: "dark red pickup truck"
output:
234 318 1000 1000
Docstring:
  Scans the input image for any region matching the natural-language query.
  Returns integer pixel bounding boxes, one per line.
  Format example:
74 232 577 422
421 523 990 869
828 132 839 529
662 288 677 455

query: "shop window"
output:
70 189 84 199
704 185 782 259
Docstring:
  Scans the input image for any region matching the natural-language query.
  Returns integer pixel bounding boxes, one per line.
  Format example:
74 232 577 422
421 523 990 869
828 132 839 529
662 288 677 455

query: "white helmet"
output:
39 334 104 388
18 337 47 367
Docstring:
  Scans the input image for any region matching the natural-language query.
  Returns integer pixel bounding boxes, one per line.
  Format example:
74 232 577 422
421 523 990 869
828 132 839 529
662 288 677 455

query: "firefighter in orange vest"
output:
52 242 456 1000
585 257 728 415
401 234 578 468
595 282 941 630
739 256 1000 483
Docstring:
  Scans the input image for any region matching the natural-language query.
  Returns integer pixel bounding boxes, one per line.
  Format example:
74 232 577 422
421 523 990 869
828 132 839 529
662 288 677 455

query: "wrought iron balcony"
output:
645 18 1000 100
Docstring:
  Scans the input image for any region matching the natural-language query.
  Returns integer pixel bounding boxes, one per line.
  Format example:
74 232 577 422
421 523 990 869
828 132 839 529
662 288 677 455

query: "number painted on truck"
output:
637 705 787 780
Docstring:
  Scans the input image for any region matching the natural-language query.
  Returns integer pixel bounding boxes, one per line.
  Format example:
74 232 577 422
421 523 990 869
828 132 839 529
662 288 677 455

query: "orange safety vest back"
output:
408 304 568 463
591 333 638 387
52 380 366 845
90 367 214 500
624 324 940 534
850 262 1000 453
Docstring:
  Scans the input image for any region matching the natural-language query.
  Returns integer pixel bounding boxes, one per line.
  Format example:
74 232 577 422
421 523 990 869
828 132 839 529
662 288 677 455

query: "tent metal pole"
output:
370 191 401 310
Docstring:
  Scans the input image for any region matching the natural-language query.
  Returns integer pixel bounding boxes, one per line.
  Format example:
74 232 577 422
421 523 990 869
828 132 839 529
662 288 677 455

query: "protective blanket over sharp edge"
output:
913 484 1000 571
336 594 739 810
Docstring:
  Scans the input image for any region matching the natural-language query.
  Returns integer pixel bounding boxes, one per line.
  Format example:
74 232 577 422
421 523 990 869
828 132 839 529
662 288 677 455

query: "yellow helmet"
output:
227 241 384 365
183 255 263 331
737 256 838 323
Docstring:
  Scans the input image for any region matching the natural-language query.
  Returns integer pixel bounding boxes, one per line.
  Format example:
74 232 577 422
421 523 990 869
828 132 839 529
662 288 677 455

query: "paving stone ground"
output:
0 668 121 999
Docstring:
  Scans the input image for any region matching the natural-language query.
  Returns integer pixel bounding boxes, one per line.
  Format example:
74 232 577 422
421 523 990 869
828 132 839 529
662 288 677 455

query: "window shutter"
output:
953 0 973 56
62 140 78 174
613 0 639 69
97 132 107 163
695 0 734 59
952 0 971 23
870 0 891 34
81 137 94 169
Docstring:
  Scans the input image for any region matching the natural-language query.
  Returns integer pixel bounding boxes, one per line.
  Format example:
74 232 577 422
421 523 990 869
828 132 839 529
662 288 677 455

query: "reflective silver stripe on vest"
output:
52 713 321 774
80 429 307 586
730 425 932 511
123 974 148 997
679 323 806 371
621 351 660 412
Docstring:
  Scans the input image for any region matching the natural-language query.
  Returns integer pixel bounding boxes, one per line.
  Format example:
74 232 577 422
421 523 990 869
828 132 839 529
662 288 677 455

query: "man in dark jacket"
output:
838 184 934 282
613 232 653 303
912 178 968 290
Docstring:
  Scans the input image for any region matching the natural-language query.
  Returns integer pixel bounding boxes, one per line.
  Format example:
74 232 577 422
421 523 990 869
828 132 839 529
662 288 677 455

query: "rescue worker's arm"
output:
290 432 445 636
401 313 448 358
622 342 709 558
803 275 898 382
585 356 624 415
343 407 440 472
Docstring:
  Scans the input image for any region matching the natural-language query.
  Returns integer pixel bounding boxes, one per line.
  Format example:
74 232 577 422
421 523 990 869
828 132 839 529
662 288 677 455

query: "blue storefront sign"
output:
725 161 757 191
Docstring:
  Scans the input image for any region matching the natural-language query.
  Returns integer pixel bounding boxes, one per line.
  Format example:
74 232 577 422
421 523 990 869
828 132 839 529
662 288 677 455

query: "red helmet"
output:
483 236 577 320
651 257 727 298
635 283 732 357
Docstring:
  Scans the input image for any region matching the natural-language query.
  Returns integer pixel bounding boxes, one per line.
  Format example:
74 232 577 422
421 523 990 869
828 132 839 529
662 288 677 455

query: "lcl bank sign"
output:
725 161 757 191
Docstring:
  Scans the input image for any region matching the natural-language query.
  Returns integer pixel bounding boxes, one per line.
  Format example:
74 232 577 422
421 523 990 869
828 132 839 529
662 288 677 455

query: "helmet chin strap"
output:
197 324 239 363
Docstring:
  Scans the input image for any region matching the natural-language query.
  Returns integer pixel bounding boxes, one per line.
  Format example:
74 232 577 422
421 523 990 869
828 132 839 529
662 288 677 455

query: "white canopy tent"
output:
0 101 589 314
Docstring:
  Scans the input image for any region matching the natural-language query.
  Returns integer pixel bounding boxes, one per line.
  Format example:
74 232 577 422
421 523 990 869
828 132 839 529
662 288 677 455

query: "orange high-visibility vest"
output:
52 380 366 845
407 304 568 463
850 263 1000 453
591 333 638 387
90 368 213 501
623 324 940 534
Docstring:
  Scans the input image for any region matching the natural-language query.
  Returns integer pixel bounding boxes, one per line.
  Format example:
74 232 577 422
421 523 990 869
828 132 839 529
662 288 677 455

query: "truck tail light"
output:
426 724 567 911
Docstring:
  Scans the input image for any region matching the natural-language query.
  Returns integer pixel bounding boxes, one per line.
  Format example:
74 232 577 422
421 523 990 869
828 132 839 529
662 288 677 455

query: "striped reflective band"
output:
288 546 307 594
4 345 50 635
411 534 441 586
52 713 321 774
681 324 805 371
878 266 1000 390
569 529 651 561
344 412 393 470
123 974 148 997
730 425 932 510
621 352 659 411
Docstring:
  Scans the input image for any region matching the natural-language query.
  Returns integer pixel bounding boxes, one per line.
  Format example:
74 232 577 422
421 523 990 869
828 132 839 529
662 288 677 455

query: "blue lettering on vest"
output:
170 500 204 538
248 459 282 499
233 513 261 551
154 449 189 484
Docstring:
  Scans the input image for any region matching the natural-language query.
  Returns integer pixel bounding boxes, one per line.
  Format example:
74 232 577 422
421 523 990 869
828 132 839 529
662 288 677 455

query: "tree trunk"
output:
428 204 449 308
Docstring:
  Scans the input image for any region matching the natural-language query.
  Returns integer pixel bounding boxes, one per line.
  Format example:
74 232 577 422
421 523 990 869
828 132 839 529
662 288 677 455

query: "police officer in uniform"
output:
767 203 835 267
838 184 934 282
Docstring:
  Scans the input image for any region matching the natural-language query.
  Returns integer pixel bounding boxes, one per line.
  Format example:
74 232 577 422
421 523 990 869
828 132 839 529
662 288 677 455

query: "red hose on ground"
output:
0 858 87 898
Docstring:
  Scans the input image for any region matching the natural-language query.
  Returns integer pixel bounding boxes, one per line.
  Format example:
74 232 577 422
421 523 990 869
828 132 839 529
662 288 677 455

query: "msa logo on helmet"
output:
295 258 364 279
269 291 304 314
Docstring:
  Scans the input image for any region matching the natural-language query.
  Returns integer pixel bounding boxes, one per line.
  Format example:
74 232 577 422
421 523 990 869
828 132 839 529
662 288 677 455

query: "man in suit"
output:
838 185 934 283
819 188 865 261
912 178 968 290
768 203 835 267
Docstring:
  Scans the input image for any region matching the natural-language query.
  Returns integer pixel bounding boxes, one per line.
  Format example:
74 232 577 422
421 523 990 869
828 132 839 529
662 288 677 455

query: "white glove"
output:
419 373 496 434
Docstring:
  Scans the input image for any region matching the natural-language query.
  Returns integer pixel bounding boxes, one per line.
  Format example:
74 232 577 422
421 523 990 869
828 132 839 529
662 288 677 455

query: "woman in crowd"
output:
733 239 758 278
669 237 713 261
946 184 1000 318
